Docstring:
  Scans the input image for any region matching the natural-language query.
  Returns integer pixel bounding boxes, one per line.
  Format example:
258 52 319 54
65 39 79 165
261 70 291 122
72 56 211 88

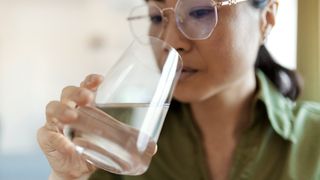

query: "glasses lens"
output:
128 4 164 41
176 0 217 40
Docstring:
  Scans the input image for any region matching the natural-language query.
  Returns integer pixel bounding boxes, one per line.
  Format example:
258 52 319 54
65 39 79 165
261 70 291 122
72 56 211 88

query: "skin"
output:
37 75 102 180
37 0 278 179
161 1 259 179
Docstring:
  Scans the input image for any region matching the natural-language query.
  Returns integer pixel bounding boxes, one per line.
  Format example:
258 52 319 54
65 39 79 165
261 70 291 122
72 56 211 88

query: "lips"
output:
179 66 198 81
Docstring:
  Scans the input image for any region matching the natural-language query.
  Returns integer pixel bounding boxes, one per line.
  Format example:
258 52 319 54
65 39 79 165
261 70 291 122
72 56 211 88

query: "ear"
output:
260 0 279 43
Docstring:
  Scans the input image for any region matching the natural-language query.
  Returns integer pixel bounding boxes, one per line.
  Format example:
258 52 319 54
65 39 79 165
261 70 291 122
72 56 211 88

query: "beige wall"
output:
0 0 141 154
297 0 320 101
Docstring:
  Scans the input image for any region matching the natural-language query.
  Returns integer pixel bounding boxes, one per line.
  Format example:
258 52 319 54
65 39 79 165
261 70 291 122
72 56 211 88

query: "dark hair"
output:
252 0 302 101
255 45 301 100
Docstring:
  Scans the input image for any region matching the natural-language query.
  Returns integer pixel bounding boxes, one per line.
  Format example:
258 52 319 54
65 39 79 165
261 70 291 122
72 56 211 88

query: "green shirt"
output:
90 71 320 180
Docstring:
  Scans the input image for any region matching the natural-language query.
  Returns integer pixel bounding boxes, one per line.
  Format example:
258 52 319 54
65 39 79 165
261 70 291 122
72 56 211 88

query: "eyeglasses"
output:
127 0 248 41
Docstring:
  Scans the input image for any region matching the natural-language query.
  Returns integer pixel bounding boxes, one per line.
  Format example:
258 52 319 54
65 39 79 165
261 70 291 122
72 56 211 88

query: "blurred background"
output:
1 0 319 179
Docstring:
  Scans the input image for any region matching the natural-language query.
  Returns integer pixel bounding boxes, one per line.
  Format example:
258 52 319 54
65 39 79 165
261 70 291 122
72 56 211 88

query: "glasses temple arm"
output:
216 0 248 7
127 15 149 21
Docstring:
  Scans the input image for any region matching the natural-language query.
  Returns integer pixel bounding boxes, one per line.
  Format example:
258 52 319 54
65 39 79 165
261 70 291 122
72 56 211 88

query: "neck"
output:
189 70 257 180
190 70 257 139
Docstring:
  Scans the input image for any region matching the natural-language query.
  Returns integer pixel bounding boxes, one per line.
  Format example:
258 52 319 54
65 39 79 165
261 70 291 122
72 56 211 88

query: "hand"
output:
37 74 104 180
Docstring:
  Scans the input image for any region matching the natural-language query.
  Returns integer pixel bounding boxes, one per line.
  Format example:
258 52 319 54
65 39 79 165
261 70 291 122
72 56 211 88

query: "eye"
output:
189 8 215 19
149 15 163 25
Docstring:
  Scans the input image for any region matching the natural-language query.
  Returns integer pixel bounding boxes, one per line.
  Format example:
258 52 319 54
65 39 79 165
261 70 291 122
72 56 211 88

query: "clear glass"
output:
64 36 182 175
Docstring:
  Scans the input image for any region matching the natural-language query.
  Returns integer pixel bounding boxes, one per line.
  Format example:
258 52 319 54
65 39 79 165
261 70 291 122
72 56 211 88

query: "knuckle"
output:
61 86 71 95
46 101 59 116
61 86 79 102
61 86 76 97
80 81 85 88
78 87 90 95
79 88 94 103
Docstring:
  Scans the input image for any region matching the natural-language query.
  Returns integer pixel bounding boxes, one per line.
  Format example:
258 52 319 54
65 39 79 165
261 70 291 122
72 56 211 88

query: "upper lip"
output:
182 66 198 72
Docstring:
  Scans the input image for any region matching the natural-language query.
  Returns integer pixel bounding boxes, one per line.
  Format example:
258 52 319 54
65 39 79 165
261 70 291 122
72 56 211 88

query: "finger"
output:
37 127 75 155
46 101 78 126
60 86 94 107
80 74 104 91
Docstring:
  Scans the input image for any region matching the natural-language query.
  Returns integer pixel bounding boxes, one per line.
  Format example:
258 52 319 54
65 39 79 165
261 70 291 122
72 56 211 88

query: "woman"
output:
37 0 320 179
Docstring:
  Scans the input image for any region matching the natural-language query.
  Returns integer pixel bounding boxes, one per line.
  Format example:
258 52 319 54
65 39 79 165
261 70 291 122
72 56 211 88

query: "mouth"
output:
179 67 198 81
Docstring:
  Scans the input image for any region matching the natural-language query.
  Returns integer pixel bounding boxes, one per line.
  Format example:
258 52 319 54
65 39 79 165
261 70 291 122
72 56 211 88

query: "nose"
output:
160 15 192 54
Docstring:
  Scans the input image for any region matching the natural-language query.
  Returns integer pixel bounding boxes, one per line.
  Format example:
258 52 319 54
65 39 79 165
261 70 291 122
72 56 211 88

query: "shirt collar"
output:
255 70 296 141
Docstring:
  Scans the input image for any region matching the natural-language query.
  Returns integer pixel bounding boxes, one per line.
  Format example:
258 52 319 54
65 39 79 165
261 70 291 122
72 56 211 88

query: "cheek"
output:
197 41 254 85
173 6 261 102
203 10 260 80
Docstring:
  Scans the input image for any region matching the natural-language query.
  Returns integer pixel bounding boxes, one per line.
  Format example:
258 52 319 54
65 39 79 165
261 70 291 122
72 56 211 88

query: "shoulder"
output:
290 100 320 157
256 69 320 141
294 100 320 115
285 100 320 179
292 100 320 136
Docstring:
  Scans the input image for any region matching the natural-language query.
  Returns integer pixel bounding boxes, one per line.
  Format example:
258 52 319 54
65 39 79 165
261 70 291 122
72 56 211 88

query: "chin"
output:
172 83 226 104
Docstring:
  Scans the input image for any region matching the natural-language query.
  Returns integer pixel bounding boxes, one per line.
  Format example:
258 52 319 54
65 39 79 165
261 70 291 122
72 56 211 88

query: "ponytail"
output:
251 0 302 101
255 45 302 100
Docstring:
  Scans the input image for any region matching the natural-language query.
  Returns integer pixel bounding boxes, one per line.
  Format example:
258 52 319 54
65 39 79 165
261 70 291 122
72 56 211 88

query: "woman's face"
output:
151 0 263 103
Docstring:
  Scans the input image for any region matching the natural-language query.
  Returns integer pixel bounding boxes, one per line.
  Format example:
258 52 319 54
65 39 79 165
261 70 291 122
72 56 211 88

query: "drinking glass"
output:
64 36 182 175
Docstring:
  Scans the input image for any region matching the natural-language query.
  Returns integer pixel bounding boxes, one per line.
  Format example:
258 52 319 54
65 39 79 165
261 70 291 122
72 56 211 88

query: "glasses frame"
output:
128 0 248 41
